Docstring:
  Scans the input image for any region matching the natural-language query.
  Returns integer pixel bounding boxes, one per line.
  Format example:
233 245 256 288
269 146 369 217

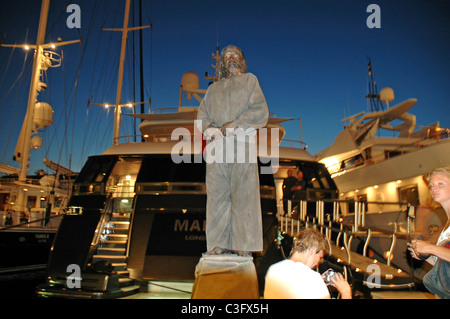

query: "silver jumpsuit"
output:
197 72 269 252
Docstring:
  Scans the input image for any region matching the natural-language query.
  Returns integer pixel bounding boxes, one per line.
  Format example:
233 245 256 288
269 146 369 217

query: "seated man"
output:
264 228 352 299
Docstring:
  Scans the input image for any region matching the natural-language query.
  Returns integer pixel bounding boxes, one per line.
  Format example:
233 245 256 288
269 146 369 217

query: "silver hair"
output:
219 45 248 79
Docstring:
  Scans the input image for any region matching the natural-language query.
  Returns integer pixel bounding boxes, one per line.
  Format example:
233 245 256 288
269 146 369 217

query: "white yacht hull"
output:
333 139 450 194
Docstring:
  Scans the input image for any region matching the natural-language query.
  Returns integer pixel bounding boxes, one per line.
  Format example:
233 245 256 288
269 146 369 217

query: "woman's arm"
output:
411 240 450 263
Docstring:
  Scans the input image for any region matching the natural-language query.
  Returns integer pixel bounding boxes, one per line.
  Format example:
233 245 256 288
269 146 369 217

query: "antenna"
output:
205 45 220 83
365 57 384 112
216 20 220 48
205 22 221 83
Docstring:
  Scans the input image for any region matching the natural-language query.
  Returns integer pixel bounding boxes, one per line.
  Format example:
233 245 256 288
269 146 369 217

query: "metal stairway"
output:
89 211 140 297
37 202 142 299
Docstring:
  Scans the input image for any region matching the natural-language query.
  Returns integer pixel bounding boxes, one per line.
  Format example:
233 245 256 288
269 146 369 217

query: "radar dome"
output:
30 135 42 149
181 72 200 91
33 102 54 131
380 87 395 103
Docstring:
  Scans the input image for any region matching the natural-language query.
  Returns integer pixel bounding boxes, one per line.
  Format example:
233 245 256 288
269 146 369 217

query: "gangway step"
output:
100 240 127 248
119 277 135 287
96 247 126 255
93 255 127 262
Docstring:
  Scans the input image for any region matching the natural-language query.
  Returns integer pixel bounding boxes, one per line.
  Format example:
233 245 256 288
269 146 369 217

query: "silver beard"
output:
227 63 240 76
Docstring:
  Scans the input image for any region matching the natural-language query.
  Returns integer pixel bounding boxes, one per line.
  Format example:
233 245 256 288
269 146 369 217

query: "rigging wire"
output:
0 47 18 100
0 51 32 164
144 0 154 109
38 1 85 174
80 0 121 166
1 1 155 172
0 2 35 166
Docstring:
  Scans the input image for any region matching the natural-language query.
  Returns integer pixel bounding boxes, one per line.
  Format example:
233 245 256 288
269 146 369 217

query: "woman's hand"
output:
408 240 432 259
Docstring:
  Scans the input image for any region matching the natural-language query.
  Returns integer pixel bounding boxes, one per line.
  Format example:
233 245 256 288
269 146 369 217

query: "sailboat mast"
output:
19 0 50 181
113 0 131 145
102 0 150 145
139 0 145 119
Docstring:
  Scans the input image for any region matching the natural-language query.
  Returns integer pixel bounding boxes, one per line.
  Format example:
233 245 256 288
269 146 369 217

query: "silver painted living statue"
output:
196 45 269 256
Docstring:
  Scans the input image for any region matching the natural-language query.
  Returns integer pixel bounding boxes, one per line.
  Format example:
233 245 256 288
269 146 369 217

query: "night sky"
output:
1 0 449 175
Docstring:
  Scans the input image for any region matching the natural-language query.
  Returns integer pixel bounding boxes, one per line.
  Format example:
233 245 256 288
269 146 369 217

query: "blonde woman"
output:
409 166 450 298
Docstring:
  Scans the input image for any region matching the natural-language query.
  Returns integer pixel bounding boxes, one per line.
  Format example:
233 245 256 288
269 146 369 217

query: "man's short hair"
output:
289 228 329 257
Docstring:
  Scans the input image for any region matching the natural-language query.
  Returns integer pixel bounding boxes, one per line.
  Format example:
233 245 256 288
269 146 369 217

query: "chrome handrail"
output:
279 198 412 268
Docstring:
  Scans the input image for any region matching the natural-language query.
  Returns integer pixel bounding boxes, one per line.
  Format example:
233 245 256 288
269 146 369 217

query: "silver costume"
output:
197 72 269 252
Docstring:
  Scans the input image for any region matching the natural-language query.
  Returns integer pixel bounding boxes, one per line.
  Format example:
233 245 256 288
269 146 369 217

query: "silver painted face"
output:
219 46 247 79
223 49 242 76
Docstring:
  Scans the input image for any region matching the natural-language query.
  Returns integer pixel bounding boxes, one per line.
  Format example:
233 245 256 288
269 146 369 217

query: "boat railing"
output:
148 108 282 116
117 134 146 143
0 176 44 186
118 134 181 143
135 182 276 199
117 133 310 150
0 211 63 230
150 106 192 114
279 198 413 268
279 138 308 150
136 182 206 195
86 195 115 262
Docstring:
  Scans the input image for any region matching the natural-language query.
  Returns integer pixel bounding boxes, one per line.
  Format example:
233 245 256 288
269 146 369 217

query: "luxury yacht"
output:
316 62 450 281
